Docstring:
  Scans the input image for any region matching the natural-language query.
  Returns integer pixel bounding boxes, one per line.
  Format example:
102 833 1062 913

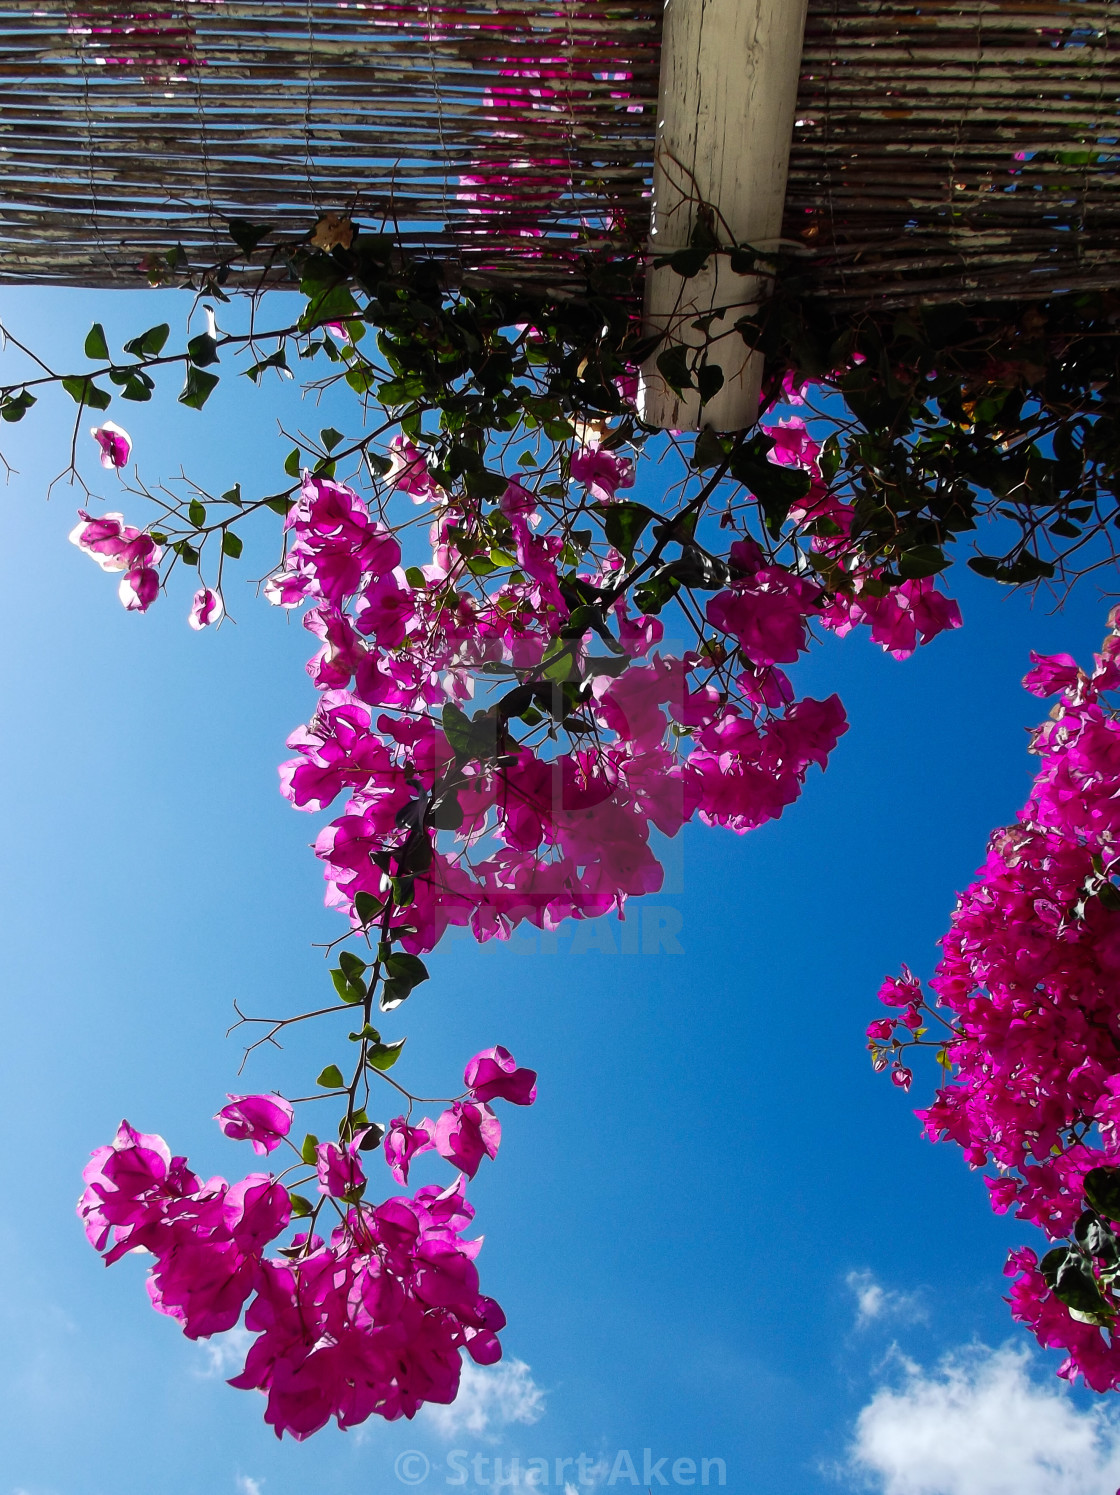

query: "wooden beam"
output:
638 0 809 433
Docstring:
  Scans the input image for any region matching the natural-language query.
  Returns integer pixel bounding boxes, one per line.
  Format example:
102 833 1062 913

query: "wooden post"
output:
638 0 810 434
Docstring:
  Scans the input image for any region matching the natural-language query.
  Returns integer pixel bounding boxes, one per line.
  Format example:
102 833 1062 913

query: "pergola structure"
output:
0 0 1116 422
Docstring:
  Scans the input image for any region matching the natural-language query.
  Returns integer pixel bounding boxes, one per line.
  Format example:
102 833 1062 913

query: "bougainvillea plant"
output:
1 215 1117 1432
872 616 1120 1394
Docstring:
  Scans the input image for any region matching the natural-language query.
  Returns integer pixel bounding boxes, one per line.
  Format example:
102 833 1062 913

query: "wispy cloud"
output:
847 1270 926 1329
236 1477 264 1495
849 1343 1120 1495
195 1327 254 1378
424 1357 546 1439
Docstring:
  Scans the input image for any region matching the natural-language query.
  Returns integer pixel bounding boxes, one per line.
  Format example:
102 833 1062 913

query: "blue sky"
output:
4 286 1120 1495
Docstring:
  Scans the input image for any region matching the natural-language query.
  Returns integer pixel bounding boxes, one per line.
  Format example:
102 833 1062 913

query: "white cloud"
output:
849 1343 1120 1495
236 1478 263 1495
423 1357 546 1439
195 1327 254 1378
847 1270 926 1329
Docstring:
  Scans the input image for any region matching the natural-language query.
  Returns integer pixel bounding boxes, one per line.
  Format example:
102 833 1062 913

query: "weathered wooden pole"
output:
638 0 810 434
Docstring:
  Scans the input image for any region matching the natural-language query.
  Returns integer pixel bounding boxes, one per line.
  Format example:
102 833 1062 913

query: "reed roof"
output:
0 0 1115 306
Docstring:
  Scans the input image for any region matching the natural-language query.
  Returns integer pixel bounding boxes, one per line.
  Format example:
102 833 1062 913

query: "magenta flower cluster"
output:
263 417 959 953
874 616 1120 1390
80 1045 536 1437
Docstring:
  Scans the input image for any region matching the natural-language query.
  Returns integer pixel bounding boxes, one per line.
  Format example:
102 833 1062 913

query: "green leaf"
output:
441 702 497 762
660 547 729 590
228 219 274 256
178 366 219 410
898 545 949 580
655 345 694 396
384 953 429 989
1054 1250 1113 1324
696 364 725 405
666 246 711 279
62 376 111 410
320 426 344 453
539 637 580 684
123 323 170 358
284 447 302 478
188 499 206 528
0 389 36 423
84 323 109 360
633 571 681 615
820 434 842 484
729 245 762 275
222 484 242 506
592 500 657 562
367 1038 406 1071
380 953 429 1011
300 1133 319 1165
1039 1246 1070 1289
693 427 728 471
316 1064 345 1088
345 363 379 397
357 1124 385 1151
187 333 219 368
119 373 154 402
354 890 383 926
288 1192 313 1218
348 1022 381 1043
727 442 811 536
298 282 358 335
331 967 365 1005
338 950 367 982
430 791 464 831
264 494 294 516
1075 1209 1120 1269
379 978 412 1012
244 348 289 383
967 552 1056 585
221 531 243 559
1086 1168 1120 1223
463 468 508 500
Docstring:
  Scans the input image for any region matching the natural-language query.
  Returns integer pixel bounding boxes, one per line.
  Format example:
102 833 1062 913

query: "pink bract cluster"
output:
80 1045 537 1437
266 417 960 952
875 618 1120 1390
69 507 161 612
269 448 858 952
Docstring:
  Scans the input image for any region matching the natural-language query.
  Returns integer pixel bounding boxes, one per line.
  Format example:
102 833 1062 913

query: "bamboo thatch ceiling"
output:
0 0 1115 306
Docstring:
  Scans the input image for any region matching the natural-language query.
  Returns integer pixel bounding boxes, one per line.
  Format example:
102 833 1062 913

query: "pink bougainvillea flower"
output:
188 587 223 630
315 1138 367 1198
878 966 923 1008
216 1094 295 1156
464 1046 537 1106
118 566 159 612
91 420 132 470
69 510 158 574
1022 651 1083 699
431 1101 501 1178
570 446 635 502
385 434 443 503
384 1117 433 1185
762 416 820 469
